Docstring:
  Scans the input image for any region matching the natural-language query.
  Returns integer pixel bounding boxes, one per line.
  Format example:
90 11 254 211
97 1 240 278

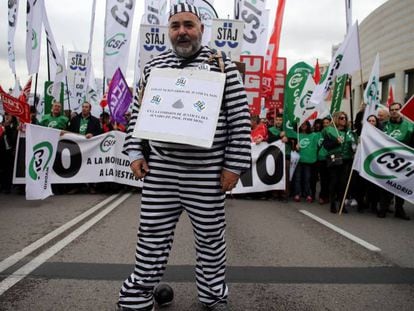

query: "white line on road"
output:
299 210 381 252
0 193 121 274
0 192 132 296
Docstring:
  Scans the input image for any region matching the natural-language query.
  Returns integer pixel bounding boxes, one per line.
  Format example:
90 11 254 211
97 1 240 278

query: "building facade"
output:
352 0 414 110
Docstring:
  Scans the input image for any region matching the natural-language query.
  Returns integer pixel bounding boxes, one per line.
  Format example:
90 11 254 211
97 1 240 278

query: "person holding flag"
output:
378 102 414 219
40 101 68 130
322 112 357 213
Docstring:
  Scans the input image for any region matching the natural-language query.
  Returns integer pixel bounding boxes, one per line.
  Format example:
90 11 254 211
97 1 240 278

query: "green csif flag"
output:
330 74 347 114
283 62 314 138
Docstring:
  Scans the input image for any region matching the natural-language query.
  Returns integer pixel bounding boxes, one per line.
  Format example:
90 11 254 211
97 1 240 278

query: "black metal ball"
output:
154 284 174 306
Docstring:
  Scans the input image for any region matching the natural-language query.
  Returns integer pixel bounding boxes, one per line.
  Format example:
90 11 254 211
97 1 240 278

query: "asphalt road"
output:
1 191 414 311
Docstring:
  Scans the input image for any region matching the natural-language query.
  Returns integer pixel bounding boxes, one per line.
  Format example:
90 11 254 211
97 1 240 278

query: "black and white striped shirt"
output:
124 46 251 174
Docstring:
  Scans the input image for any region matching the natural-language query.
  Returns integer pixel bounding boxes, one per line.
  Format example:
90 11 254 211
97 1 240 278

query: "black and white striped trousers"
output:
119 153 228 309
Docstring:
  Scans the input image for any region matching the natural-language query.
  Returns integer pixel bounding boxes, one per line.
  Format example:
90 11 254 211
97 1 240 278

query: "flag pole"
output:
33 73 39 109
46 40 51 82
338 142 360 215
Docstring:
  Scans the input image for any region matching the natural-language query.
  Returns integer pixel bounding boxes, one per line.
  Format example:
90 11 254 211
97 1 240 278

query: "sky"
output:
0 0 388 91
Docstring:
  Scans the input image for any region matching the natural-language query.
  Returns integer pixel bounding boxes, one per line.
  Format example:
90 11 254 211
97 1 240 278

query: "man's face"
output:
169 12 203 58
82 103 91 116
389 104 401 120
51 103 61 116
275 117 283 128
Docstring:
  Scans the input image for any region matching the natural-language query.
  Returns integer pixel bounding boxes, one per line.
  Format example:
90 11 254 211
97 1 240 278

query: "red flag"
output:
0 85 30 123
400 95 414 123
264 0 286 76
18 76 33 103
313 59 321 84
100 92 108 108
386 85 394 107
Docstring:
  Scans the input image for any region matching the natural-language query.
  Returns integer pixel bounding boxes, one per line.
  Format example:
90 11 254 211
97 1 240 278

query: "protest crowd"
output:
1 94 413 220
0 96 133 195
248 102 414 220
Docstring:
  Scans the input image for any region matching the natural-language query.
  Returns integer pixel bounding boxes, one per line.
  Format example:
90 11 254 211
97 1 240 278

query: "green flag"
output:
330 74 347 114
283 62 314 138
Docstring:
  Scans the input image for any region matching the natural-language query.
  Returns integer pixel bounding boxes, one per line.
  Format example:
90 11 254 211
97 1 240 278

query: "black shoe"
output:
206 302 228 311
116 303 154 311
395 213 410 220
342 207 348 214
330 202 337 214
377 211 386 218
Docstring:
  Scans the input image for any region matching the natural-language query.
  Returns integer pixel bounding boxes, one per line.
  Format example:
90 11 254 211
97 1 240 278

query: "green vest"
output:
40 114 68 130
383 119 413 144
298 132 318 164
322 126 356 160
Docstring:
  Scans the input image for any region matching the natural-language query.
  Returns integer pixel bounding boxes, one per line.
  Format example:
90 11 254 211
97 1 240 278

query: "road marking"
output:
299 210 381 252
0 192 132 296
0 193 121 274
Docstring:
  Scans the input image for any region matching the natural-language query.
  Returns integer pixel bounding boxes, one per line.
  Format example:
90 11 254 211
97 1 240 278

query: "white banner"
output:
363 53 380 119
15 131 142 187
25 124 60 200
26 0 43 75
355 124 414 204
67 51 90 113
144 0 168 25
139 25 170 70
52 46 67 101
239 0 269 56
232 141 285 194
310 22 361 106
15 134 286 194
8 0 19 74
210 19 244 61
104 0 136 79
133 68 226 148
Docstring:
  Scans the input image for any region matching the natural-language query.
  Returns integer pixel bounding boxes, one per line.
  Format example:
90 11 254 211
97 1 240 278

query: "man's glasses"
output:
390 108 400 111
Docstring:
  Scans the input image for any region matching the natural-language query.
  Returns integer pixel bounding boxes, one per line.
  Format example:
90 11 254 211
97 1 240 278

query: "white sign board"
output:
133 68 226 148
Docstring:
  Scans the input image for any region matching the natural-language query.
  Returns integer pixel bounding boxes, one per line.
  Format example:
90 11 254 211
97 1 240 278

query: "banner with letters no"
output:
14 133 285 194
14 131 142 187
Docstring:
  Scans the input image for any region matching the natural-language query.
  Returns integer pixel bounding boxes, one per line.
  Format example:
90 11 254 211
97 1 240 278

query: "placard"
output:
133 68 226 148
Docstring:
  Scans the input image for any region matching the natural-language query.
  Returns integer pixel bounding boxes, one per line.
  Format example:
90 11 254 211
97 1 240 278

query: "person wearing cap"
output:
118 4 251 311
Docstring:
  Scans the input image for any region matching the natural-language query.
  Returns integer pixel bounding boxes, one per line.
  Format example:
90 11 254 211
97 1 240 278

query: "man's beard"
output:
172 34 202 58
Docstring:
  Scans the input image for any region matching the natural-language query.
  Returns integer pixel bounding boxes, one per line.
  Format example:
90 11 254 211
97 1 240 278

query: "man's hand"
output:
220 169 240 193
85 133 93 139
130 159 150 179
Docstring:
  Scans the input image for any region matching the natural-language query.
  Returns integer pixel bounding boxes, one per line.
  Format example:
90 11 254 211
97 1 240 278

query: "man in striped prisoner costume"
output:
117 4 251 311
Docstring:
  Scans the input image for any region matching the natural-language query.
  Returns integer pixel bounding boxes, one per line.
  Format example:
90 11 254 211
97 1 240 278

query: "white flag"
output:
363 53 380 119
294 73 316 127
310 22 361 106
67 51 89 113
210 19 244 61
25 124 60 200
52 46 67 101
42 2 63 80
26 0 44 75
144 0 168 25
354 123 414 204
8 0 19 74
238 0 268 56
104 0 136 79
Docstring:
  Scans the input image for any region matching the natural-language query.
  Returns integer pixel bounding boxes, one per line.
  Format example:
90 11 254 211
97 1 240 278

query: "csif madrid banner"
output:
354 124 414 204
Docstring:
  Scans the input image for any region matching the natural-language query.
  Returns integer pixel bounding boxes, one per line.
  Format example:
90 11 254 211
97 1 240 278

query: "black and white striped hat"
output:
169 3 201 20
